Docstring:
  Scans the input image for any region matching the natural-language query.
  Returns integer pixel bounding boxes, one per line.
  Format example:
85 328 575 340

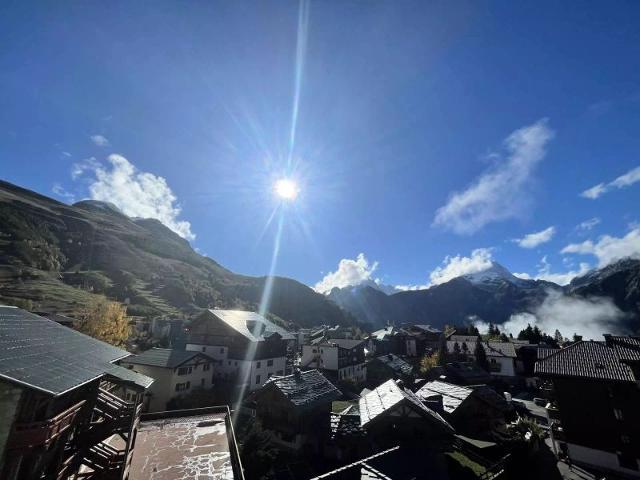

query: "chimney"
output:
603 334 612 346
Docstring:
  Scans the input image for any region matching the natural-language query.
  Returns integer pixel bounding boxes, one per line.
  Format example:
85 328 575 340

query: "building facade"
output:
301 339 367 383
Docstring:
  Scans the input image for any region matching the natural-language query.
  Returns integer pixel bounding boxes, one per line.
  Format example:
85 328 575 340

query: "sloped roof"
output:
449 335 479 344
375 354 413 376
319 338 366 350
371 326 395 340
537 347 560 360
330 412 364 439
262 369 341 409
0 306 131 395
484 342 516 358
106 364 155 390
123 348 211 369
359 379 453 431
415 381 473 413
412 325 441 334
207 309 295 341
535 339 640 382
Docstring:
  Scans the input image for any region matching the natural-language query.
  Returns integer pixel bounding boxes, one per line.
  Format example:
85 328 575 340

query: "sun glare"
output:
274 178 299 200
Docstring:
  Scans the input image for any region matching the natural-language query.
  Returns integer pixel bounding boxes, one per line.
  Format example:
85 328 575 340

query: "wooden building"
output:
536 335 640 477
252 369 341 453
0 306 153 480
415 380 513 439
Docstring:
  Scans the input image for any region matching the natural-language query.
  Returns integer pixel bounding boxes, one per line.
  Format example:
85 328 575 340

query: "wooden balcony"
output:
9 400 86 450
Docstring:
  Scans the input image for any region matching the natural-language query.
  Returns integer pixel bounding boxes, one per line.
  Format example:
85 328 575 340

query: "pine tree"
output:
475 338 490 372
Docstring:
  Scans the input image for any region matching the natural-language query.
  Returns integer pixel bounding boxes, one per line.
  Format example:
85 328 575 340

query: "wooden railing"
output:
9 400 86 449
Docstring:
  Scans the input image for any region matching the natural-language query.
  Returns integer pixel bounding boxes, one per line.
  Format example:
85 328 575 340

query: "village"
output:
1 305 639 480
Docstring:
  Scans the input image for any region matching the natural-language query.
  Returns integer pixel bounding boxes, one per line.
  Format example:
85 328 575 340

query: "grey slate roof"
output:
208 309 295 341
412 325 441 334
263 369 341 408
0 306 131 395
359 379 453 431
449 335 479 344
330 412 364 439
123 348 211 368
535 338 640 382
321 338 365 350
375 354 414 376
371 326 395 340
484 342 516 358
415 381 473 413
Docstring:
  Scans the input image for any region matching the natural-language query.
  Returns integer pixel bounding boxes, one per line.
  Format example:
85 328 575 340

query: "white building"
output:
301 338 367 383
446 337 517 377
186 309 294 392
120 348 214 412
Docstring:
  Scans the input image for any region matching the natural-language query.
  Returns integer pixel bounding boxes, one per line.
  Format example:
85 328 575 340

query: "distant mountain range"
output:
1 179 638 335
328 260 640 333
0 180 355 329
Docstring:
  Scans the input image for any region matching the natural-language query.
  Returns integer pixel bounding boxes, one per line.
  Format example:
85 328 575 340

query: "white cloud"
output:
91 134 110 147
52 183 75 203
581 166 640 199
73 154 195 240
576 217 601 232
515 226 556 248
562 228 640 267
429 248 494 286
61 151 72 158
535 256 590 286
434 119 554 234
314 253 378 293
395 283 429 292
474 289 627 340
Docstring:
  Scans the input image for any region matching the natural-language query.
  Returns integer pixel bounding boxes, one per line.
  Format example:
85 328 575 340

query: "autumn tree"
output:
420 353 440 374
75 298 129 347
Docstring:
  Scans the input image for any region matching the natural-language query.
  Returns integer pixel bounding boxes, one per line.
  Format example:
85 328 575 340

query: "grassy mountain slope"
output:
0 180 354 328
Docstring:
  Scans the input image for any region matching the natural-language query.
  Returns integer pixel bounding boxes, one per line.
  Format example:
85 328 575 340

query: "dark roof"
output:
262 369 342 409
330 412 364 439
0 306 131 395
537 347 560 360
123 348 211 368
535 338 640 382
359 379 453 431
207 309 295 341
374 354 414 376
442 362 491 384
411 325 442 334
106 364 155 390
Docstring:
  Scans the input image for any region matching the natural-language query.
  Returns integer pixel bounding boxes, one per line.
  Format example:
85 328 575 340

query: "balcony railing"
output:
9 400 86 450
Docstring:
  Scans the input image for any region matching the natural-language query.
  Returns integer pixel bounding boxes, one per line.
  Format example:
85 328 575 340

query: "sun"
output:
274 178 299 200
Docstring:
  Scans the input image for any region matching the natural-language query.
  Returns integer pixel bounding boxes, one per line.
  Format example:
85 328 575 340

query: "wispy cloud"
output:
90 134 110 147
581 166 640 199
430 248 494 285
513 256 590 286
576 217 601 232
562 227 640 267
433 119 554 234
314 253 378 293
72 154 195 240
52 183 75 203
515 226 555 248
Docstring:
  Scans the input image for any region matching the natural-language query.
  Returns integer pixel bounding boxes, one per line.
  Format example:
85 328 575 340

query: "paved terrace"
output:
129 407 243 480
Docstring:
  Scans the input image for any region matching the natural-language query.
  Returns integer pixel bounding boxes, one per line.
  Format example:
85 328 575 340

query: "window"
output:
228 361 231 366
621 435 631 445
235 361 238 366
312 349 317 353
175 382 189 392
201 346 206 352
257 361 261 368
201 378 205 387
203 363 211 371
277 370 283 375
614 408 624 420
177 366 192 376
220 347 225 354
256 375 261 385
267 359 273 367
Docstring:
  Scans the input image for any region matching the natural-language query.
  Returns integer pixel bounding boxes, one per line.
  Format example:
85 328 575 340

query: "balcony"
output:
9 400 86 450
489 363 502 373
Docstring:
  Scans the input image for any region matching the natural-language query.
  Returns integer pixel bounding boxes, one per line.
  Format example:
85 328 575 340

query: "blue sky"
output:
1 1 640 291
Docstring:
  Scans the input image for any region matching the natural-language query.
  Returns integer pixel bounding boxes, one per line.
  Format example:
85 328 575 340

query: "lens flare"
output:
274 178 299 200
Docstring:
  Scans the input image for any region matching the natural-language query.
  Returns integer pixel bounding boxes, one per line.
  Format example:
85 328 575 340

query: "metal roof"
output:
535 338 640 382
105 364 154 390
208 309 295 342
261 369 341 409
0 306 131 396
122 348 211 369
